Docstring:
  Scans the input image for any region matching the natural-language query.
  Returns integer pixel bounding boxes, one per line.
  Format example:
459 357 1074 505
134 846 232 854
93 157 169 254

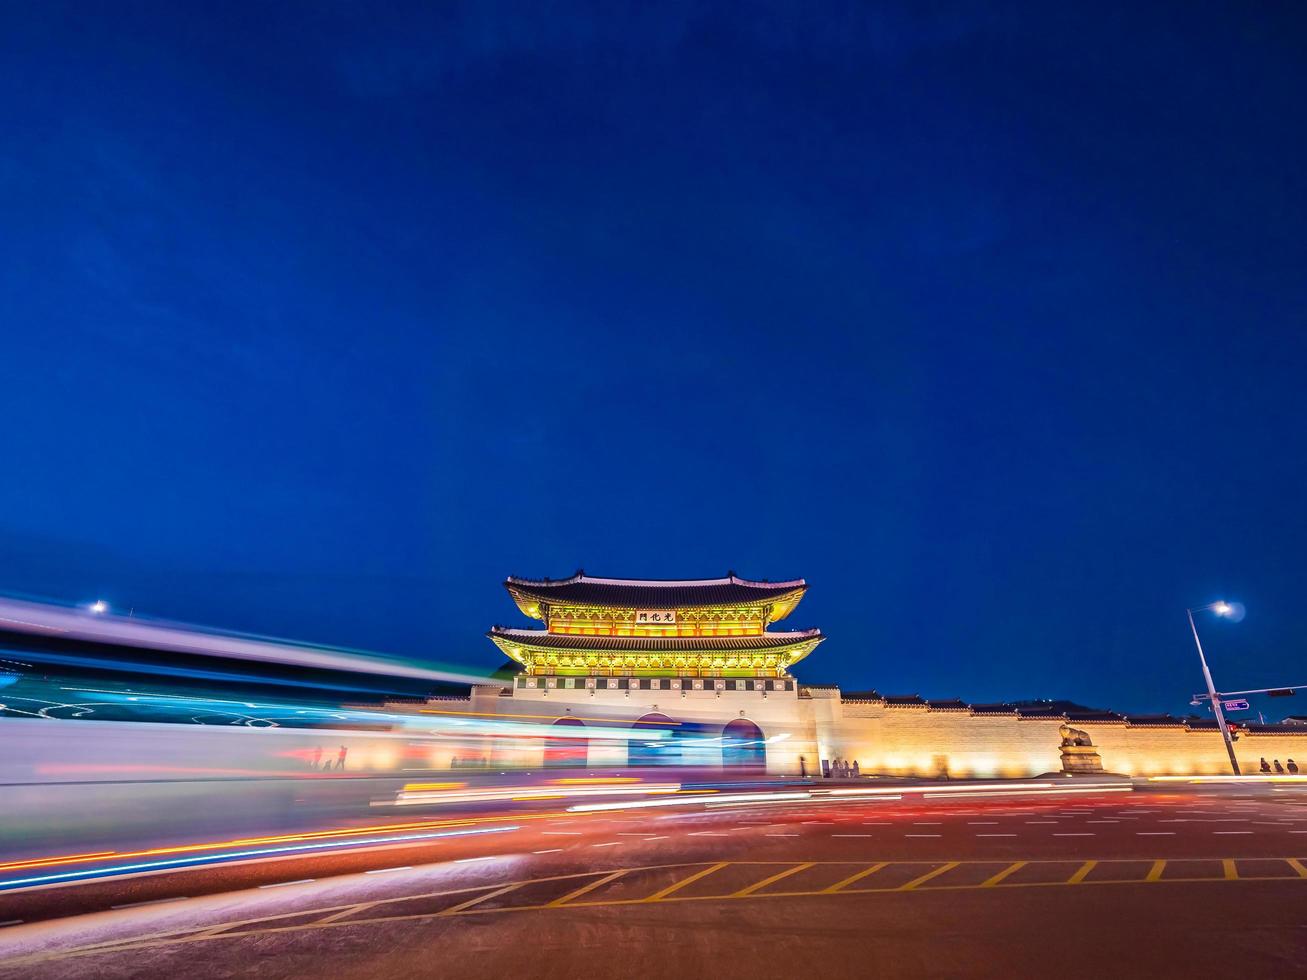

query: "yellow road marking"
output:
315 902 380 925
441 882 526 915
981 861 1027 887
1145 860 1166 882
1222 859 1238 881
643 863 728 902
823 862 887 893
733 863 813 897
1287 858 1307 878
899 862 959 891
1068 860 1097 884
546 870 627 908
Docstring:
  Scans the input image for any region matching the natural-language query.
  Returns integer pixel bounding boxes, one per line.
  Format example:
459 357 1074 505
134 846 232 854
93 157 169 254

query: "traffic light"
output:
1268 689 1296 698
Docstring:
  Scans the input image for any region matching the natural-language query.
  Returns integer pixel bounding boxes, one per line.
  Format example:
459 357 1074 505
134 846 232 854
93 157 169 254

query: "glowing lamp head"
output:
90 600 108 614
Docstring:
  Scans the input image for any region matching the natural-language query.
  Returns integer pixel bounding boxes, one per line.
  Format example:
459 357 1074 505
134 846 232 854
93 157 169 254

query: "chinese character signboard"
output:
635 610 677 625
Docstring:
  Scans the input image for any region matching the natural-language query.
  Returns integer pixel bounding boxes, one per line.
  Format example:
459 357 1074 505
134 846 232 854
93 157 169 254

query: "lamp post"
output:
1187 601 1241 775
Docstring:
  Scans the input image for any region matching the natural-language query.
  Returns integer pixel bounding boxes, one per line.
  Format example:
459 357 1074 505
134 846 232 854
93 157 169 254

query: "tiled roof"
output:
505 572 805 609
1066 710 1125 723
968 703 1018 715
883 694 927 707
840 689 884 703
488 626 822 653
927 698 969 711
1125 714 1187 727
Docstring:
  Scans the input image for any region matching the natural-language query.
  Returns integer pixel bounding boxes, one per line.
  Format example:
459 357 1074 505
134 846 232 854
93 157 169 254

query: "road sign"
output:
1222 699 1250 712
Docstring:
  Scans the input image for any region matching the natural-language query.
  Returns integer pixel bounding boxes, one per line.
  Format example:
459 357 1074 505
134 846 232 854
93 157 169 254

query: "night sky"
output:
3 3 1305 716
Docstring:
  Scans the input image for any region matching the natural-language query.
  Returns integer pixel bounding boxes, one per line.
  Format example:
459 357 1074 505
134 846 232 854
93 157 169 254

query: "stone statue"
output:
1059 724 1093 748
1059 724 1104 773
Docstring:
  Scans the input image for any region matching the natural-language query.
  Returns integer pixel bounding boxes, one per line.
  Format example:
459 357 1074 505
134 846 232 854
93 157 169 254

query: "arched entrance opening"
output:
544 716 587 767
629 713 680 767
722 718 766 770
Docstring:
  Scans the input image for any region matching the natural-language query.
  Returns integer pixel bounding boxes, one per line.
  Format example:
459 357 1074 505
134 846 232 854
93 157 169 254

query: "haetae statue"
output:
1059 724 1093 747
1059 723 1104 773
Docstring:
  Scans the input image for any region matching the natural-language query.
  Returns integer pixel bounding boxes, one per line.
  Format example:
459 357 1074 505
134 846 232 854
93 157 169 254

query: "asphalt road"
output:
2 782 1306 978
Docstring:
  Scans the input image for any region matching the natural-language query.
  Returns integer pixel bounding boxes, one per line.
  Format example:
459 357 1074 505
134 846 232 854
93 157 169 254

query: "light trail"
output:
0 826 519 892
0 817 488 874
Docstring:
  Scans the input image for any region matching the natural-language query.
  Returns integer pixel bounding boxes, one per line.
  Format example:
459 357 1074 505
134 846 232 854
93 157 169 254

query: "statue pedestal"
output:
1061 745 1104 774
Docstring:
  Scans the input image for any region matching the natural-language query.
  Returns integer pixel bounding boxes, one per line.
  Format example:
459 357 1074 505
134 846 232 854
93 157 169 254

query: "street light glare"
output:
1213 601 1232 616
90 600 108 614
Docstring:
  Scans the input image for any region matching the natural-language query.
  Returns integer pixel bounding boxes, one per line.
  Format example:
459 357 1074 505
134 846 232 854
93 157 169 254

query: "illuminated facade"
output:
488 573 823 679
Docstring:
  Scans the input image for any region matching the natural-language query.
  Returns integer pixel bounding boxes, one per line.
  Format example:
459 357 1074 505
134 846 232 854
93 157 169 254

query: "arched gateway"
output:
722 718 766 769
629 713 679 767
544 716 586 767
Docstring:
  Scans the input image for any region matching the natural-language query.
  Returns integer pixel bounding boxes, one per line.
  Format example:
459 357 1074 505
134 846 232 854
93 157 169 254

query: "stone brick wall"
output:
819 701 1307 777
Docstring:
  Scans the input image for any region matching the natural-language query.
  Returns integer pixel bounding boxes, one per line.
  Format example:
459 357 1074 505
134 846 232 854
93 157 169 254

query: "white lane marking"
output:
913 822 941 826
541 832 582 836
687 832 728 836
1087 820 1119 823
1157 819 1189 823
259 880 315 889
967 821 999 825
976 833 1017 837
111 897 189 909
592 842 621 848
1054 833 1095 837
831 834 872 838
454 856 500 863
645 836 669 841
766 833 799 837
905 834 941 838
364 867 412 875
0 919 22 927
1136 832 1175 836
863 822 892 826
1025 821 1058 825
617 833 658 837
533 849 563 854
1213 831 1253 835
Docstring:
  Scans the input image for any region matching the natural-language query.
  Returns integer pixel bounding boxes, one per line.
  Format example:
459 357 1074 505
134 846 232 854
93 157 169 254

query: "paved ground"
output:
2 782 1306 978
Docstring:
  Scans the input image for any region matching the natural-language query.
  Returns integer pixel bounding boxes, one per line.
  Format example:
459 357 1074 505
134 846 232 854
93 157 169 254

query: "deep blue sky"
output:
2 2 1305 715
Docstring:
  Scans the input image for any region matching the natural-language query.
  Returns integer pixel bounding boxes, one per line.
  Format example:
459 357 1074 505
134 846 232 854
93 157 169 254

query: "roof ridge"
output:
507 573 806 589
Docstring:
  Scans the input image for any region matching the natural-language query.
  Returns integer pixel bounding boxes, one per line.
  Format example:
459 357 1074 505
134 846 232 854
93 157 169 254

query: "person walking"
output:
336 745 348 771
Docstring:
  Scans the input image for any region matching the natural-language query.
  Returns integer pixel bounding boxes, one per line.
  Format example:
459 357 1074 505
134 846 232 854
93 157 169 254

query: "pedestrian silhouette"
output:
336 745 348 771
312 746 322 770
1273 759 1285 774
799 756 807 778
1260 757 1271 773
1288 759 1299 775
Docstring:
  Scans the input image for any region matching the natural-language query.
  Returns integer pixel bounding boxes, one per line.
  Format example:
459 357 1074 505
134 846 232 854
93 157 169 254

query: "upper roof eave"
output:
504 572 808 617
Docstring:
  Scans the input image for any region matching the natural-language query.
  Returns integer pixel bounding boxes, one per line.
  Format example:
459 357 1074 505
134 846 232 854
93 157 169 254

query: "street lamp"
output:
1187 601 1241 775
89 600 108 614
